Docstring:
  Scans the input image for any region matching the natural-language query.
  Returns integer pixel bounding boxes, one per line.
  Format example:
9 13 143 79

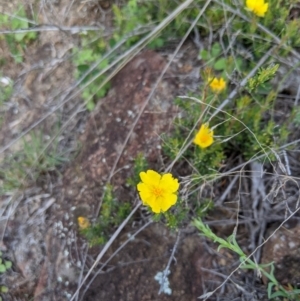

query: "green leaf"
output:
99 58 109 69
75 49 95 65
199 49 209 60
294 109 300 125
112 4 123 26
217 245 225 251
269 290 288 299
288 289 300 294
211 43 221 57
11 18 27 30
128 0 137 10
82 89 91 101
0 264 6 273
0 286 8 293
240 263 252 269
4 261 12 269
14 33 26 42
27 31 37 41
86 100 95 111
0 15 9 24
14 54 23 64
108 37 117 48
96 87 107 98
214 58 226 71
77 64 89 73
236 58 243 72
267 282 275 299
149 38 164 49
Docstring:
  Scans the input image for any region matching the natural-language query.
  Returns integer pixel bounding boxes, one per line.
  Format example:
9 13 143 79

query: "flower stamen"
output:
152 187 163 198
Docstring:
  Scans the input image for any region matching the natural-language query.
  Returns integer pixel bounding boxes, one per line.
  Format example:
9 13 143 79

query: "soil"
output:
2 46 220 301
1 1 300 301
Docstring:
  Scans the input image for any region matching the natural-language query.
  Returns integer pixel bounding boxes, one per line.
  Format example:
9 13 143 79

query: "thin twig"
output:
0 25 106 34
159 230 181 295
216 174 239 205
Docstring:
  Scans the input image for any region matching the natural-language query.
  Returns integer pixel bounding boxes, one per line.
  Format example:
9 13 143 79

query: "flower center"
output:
152 186 164 198
200 133 210 143
253 5 260 13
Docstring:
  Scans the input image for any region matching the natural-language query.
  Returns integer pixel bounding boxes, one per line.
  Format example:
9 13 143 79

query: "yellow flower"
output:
193 123 214 148
209 77 226 92
77 216 90 229
246 0 268 17
137 170 179 214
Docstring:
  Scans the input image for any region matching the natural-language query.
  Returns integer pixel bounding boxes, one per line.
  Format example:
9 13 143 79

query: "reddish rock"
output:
261 224 300 286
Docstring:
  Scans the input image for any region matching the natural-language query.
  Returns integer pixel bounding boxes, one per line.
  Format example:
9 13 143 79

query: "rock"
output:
272 54 300 96
261 223 300 286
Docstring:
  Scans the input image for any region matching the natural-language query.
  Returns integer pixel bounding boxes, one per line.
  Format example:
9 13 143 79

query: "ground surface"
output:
1 1 300 301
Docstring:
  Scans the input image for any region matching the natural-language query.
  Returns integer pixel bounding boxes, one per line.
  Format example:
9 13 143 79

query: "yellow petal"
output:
137 182 149 194
137 182 152 204
193 123 214 148
146 195 162 213
78 217 90 229
160 173 179 193
246 0 268 17
257 3 268 16
139 170 161 186
209 77 226 92
160 193 177 212
246 0 254 10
